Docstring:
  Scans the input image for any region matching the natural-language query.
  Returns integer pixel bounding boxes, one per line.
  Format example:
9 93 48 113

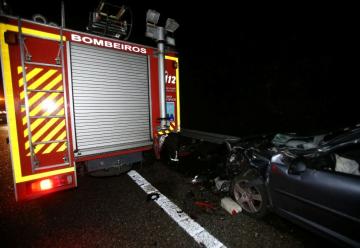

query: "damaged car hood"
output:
272 126 360 156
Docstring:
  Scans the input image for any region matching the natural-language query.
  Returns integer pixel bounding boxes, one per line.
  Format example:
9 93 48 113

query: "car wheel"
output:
231 169 268 218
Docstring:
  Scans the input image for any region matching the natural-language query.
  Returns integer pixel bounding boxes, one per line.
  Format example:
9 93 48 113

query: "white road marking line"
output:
128 170 227 248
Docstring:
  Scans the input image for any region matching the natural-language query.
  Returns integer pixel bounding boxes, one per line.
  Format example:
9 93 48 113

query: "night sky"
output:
1 0 359 136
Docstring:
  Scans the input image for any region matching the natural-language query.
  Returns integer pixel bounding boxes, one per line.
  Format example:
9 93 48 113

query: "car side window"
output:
332 144 360 176
306 154 335 172
308 144 360 177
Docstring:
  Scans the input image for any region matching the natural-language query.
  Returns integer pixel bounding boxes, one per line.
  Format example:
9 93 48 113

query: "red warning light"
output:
30 175 72 194
40 179 53 191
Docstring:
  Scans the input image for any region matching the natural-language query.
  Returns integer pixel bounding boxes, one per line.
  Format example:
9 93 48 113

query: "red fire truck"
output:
0 13 180 201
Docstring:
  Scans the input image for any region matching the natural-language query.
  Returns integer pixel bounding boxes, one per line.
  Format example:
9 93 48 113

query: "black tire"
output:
231 168 268 218
161 133 179 166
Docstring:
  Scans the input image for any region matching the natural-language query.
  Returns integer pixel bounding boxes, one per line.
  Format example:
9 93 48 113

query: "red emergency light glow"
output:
31 178 53 192
40 179 53 190
30 175 73 193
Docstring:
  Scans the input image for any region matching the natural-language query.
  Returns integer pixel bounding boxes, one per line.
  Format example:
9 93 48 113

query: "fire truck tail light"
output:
31 174 73 193
40 179 53 190
31 179 52 192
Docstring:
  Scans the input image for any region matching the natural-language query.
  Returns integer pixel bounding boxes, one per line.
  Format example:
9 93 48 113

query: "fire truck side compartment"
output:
69 42 152 157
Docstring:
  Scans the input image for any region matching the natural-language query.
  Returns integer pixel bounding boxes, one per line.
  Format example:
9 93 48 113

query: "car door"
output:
268 152 360 246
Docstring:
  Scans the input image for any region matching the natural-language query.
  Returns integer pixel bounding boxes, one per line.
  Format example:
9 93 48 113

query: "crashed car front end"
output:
227 126 360 246
224 135 275 178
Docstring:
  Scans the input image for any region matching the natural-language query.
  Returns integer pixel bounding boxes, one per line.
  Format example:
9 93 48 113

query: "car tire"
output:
231 168 268 218
161 133 180 166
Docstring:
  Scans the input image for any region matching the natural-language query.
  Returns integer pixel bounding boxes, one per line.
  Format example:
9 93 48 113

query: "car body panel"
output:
269 156 360 246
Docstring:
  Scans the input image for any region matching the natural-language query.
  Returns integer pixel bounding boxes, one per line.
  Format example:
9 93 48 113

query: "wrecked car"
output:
226 126 360 247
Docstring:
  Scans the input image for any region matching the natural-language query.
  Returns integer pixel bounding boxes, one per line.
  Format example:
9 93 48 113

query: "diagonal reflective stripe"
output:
23 96 63 138
34 96 63 117
56 143 67 152
23 97 64 127
25 118 65 149
58 108 65 115
40 120 66 142
33 120 66 153
25 94 63 122
26 77 62 105
43 131 67 154
28 69 57 90
22 86 64 125
25 118 58 149
18 67 43 87
33 144 44 154
17 66 22 74
21 72 61 100
43 74 63 90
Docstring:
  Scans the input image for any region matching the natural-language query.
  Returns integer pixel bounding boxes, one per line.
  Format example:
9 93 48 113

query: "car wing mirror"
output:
289 161 307 175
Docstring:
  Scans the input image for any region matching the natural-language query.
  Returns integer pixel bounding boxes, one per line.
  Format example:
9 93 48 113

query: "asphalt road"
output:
0 124 337 248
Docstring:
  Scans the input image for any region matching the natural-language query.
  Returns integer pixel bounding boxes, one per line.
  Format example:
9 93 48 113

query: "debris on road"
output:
214 177 230 192
194 201 216 213
146 192 160 202
221 197 242 215
191 174 208 185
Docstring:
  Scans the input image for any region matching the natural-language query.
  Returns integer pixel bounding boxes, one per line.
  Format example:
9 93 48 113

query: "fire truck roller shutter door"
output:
70 43 152 157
